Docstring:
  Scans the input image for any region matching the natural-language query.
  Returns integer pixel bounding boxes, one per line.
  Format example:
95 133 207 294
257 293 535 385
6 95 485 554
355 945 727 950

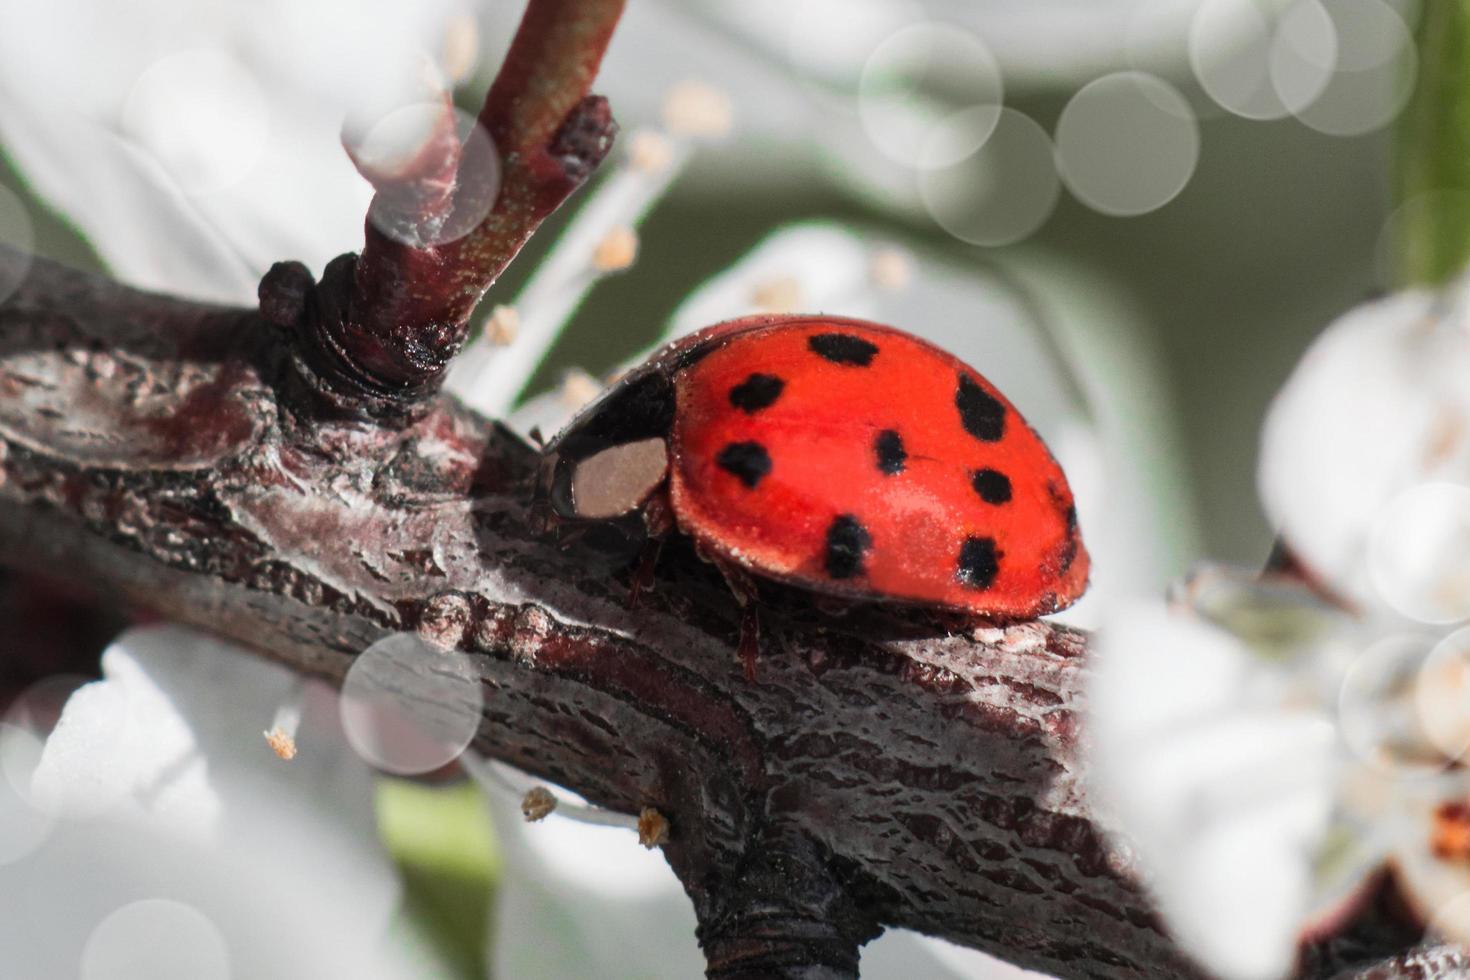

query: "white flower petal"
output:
1092 599 1345 980
0 0 461 302
0 725 54 865
4 625 408 978
27 670 140 820
666 223 883 332
1391 791 1470 947
1160 804 1317 980
862 929 1048 978
1259 289 1470 612
473 763 707 980
1092 600 1261 747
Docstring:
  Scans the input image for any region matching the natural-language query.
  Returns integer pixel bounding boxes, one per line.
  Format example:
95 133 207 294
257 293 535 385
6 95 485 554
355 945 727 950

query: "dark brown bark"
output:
0 245 1459 979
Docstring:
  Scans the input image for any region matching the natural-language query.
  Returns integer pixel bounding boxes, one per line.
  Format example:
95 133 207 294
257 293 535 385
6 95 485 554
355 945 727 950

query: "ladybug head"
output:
540 436 669 522
533 367 677 532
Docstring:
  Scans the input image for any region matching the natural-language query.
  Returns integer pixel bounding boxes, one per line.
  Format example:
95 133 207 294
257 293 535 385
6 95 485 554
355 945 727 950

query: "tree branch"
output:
0 246 1460 979
281 0 624 414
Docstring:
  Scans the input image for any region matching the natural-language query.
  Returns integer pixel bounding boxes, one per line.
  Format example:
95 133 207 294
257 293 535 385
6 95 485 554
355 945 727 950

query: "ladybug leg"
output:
711 557 763 681
642 490 675 538
627 535 664 609
628 490 675 609
737 603 761 682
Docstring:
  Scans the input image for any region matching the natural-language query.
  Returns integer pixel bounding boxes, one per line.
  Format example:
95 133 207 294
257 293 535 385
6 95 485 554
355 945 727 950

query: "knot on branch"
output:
696 829 881 979
258 260 314 329
262 253 444 425
549 95 617 184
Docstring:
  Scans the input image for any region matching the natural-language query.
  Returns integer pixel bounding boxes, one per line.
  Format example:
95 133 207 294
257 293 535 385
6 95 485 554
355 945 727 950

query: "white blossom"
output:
1092 567 1470 980
0 0 464 303
0 625 431 979
1260 287 1470 616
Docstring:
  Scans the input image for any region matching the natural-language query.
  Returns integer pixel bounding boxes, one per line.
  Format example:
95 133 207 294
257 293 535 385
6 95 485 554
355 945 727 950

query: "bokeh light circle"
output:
1414 626 1470 764
1272 0 1341 110
357 104 500 247
1190 0 1337 120
857 23 1003 169
81 899 230 980
1375 190 1470 287
1337 633 1447 779
0 724 52 865
1055 72 1200 217
122 49 269 196
340 632 483 776
0 183 35 306
917 107 1059 247
1368 482 1470 625
4 673 96 737
780 0 925 92
1424 885 1470 949
1294 0 1416 136
3 673 127 818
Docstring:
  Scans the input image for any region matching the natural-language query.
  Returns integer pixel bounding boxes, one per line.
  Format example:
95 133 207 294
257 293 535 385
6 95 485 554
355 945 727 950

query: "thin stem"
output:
313 0 625 405
446 129 694 417
1395 1 1470 287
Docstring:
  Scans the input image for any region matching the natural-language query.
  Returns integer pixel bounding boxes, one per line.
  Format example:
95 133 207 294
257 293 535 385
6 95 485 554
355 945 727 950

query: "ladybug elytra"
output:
535 315 1089 670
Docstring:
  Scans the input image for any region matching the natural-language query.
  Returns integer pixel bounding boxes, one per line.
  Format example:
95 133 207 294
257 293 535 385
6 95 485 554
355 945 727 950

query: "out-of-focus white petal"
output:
0 724 53 865
1259 289 1470 612
447 126 699 418
1092 600 1258 747
468 759 706 980
1160 797 1321 980
1390 788 1470 947
1092 597 1344 980
31 635 210 825
1 625 408 979
662 0 1225 98
0 0 462 302
861 929 1049 978
667 223 885 330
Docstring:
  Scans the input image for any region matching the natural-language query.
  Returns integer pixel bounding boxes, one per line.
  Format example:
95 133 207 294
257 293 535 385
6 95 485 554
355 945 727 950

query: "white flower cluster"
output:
1093 284 1470 980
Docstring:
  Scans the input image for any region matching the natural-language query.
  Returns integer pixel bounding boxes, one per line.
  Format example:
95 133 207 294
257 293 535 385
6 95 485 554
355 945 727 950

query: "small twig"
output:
344 89 464 249
446 121 703 416
292 0 625 412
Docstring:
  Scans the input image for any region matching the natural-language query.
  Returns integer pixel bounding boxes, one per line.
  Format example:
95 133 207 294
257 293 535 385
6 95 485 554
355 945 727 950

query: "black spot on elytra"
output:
1058 504 1080 574
956 536 1000 590
809 333 879 367
971 468 1012 504
874 429 906 475
1044 480 1082 576
728 373 785 413
824 514 872 579
956 374 1005 442
716 442 772 489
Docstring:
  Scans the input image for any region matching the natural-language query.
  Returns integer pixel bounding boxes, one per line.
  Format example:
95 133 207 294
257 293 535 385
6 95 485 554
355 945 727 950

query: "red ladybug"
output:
535 315 1088 674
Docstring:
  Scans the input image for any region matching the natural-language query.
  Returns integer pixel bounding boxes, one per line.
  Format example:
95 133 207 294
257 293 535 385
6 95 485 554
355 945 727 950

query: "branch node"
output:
694 829 879 980
318 0 626 419
275 254 435 424
258 261 314 329
550 94 617 184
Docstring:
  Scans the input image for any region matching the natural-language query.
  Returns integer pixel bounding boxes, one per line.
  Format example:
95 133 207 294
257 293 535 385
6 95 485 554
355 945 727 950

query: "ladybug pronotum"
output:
535 315 1089 673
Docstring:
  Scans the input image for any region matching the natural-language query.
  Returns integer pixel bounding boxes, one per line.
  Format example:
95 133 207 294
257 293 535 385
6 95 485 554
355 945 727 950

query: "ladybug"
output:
535 315 1088 675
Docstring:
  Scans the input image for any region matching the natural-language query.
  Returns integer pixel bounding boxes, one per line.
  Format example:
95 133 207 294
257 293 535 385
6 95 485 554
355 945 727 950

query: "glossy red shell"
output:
664 316 1088 618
